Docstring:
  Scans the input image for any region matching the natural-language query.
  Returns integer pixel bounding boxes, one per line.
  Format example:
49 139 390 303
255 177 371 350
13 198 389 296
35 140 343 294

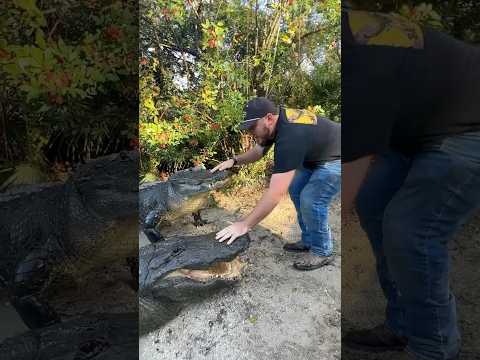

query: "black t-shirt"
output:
342 10 480 162
263 107 341 173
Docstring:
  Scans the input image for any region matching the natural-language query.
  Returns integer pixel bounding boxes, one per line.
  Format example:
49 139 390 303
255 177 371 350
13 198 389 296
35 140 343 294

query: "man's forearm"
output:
342 155 374 219
234 144 264 165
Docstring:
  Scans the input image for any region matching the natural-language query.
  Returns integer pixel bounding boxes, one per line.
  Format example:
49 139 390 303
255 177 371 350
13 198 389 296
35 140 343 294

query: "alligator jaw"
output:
169 168 231 195
139 232 250 332
139 232 250 292
165 257 245 282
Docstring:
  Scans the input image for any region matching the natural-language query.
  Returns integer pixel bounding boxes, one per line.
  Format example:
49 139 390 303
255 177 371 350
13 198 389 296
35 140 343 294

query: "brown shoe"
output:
283 241 310 253
343 324 408 352
293 253 334 271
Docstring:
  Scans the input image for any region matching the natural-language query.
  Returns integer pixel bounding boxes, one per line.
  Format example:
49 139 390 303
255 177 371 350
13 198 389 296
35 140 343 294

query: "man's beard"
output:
257 136 275 147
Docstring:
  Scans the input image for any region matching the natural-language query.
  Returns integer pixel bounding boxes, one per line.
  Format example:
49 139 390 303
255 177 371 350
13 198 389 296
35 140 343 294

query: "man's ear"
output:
266 113 274 124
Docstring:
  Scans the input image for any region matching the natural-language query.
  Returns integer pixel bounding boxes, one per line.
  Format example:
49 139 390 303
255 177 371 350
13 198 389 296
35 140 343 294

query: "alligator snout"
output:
139 232 250 332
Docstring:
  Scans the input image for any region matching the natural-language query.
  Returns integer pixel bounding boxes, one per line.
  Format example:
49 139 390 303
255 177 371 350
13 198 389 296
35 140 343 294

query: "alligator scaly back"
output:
0 151 139 329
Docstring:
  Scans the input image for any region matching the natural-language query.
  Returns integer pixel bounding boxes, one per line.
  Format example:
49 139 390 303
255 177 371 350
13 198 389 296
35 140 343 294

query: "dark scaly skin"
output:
0 151 139 330
0 313 138 360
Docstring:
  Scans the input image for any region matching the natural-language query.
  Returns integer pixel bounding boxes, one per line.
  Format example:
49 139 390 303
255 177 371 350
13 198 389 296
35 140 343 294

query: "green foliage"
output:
229 150 274 190
1 0 138 168
140 0 341 180
311 61 340 122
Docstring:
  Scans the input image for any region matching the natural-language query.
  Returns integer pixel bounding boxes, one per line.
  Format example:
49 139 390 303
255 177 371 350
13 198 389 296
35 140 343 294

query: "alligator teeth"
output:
165 257 244 282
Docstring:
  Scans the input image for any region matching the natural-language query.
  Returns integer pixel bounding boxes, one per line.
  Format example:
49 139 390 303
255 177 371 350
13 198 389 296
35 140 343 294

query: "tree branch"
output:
157 42 200 58
300 27 325 40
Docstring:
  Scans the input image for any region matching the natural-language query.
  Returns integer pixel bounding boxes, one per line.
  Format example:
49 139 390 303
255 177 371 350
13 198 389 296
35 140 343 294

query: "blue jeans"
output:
288 160 341 256
356 132 480 360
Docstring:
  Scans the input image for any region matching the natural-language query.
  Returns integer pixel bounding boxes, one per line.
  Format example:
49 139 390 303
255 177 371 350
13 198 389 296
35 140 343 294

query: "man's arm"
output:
235 144 266 165
211 144 265 172
216 170 296 244
341 155 374 220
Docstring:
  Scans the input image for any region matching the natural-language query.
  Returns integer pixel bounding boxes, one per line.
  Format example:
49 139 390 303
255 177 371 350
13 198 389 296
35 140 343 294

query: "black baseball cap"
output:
239 97 279 131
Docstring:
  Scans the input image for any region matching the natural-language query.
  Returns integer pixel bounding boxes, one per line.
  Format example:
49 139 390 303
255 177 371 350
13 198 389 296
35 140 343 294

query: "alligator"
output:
0 313 138 360
139 232 250 333
0 151 138 330
139 167 230 243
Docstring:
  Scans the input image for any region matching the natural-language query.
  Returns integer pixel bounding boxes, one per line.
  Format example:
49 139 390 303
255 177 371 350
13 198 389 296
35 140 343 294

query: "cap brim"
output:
239 120 257 131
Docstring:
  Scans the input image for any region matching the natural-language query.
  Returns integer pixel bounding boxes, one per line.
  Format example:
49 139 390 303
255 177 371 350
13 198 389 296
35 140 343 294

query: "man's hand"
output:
216 221 250 245
210 158 235 173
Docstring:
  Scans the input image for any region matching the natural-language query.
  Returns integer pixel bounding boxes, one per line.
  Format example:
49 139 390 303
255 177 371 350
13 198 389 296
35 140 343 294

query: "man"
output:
342 5 480 360
211 97 341 271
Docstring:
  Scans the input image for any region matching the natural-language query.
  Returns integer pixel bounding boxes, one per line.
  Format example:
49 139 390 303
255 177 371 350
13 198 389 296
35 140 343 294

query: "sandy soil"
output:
140 187 341 360
342 212 480 360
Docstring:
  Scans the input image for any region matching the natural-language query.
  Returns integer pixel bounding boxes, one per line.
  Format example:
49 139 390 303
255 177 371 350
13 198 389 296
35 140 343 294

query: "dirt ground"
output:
342 212 480 360
140 187 341 360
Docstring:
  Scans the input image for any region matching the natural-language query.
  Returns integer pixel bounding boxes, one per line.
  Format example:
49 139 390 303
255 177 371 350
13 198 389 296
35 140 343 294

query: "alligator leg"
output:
144 211 165 243
192 211 207 226
144 228 165 243
10 247 61 329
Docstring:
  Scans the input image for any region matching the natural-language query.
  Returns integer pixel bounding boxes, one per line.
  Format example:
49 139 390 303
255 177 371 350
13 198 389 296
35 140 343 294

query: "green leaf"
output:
38 104 50 112
35 12 47 27
35 29 46 49
31 47 43 65
3 63 22 75
105 73 120 81
58 37 66 52
14 0 36 12
17 58 32 70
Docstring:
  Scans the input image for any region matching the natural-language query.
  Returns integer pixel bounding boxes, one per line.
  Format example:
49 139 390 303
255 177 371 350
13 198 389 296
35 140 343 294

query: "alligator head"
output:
139 167 230 243
139 232 250 333
168 167 230 195
164 167 230 222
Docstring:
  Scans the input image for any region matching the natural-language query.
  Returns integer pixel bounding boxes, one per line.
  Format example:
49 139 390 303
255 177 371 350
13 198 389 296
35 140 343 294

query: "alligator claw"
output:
192 211 207 226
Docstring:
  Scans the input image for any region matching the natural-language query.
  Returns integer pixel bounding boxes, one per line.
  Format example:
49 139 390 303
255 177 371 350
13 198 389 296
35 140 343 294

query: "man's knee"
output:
299 190 327 224
382 202 415 257
355 184 385 227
